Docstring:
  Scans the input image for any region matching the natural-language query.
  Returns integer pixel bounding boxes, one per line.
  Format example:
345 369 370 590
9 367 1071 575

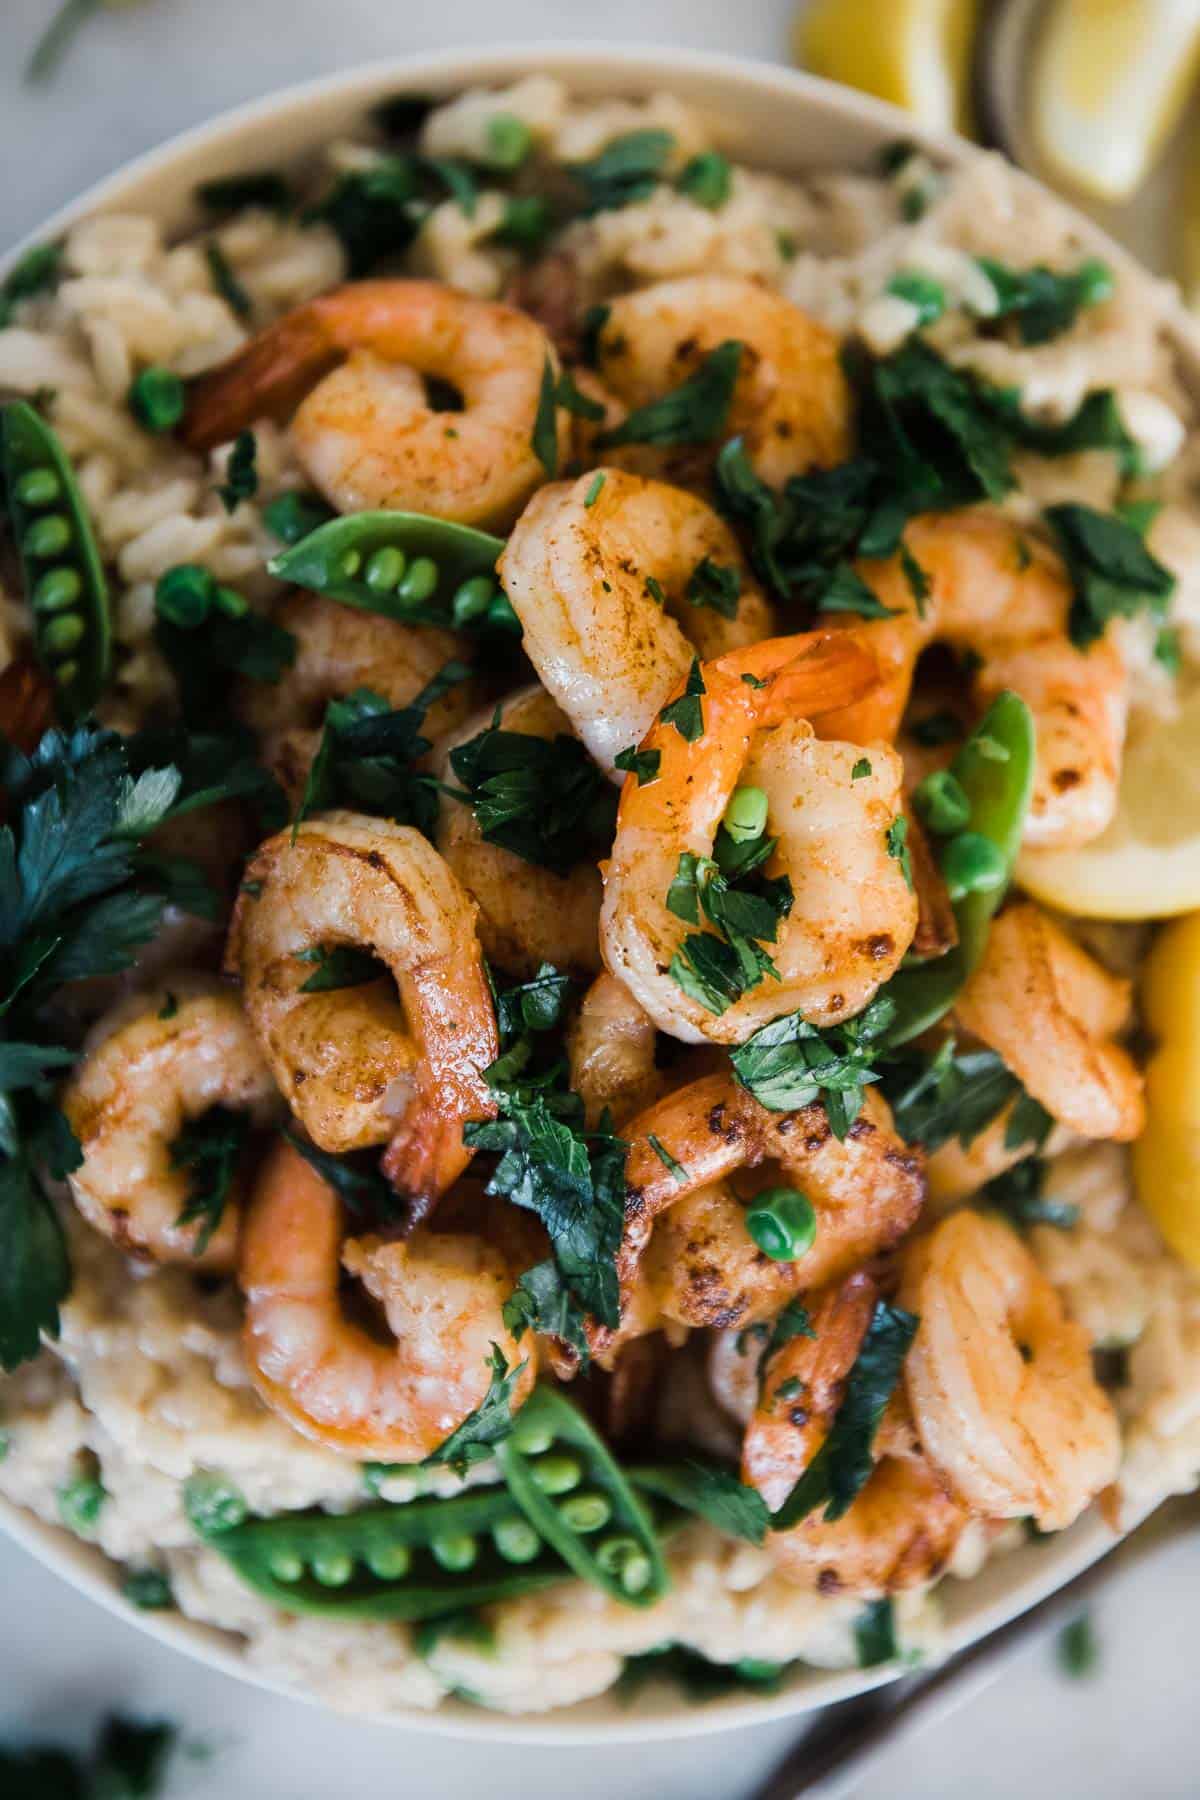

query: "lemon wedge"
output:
796 0 980 136
1030 0 1200 202
1017 684 1200 919
1132 911 1200 1270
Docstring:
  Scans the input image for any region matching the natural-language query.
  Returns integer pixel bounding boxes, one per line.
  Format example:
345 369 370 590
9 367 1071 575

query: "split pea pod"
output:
268 510 519 634
1 400 111 721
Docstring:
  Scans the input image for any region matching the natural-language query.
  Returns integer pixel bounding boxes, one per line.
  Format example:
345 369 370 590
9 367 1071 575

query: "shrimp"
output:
599 632 915 1042
61 981 280 1270
599 1072 924 1349
953 902 1144 1142
900 1211 1120 1530
226 812 496 1214
592 276 851 485
567 971 662 1128
741 1273 968 1593
243 591 472 803
818 511 1128 850
239 1140 535 1459
497 468 777 777
183 281 566 529
434 685 604 978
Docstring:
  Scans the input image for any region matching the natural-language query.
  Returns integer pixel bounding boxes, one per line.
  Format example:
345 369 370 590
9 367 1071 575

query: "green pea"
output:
745 1187 817 1262
365 1542 411 1580
451 574 495 626
485 591 521 633
183 1470 248 1535
398 555 439 604
341 549 363 578
263 490 335 546
735 1657 784 1684
14 466 61 508
493 195 552 250
33 567 82 612
128 365 187 434
1075 258 1114 308
723 785 768 844
595 1534 640 1576
365 545 407 592
484 112 533 170
431 1531 478 1572
213 584 249 619
123 1568 173 1610
267 1548 304 1583
312 1551 354 1587
54 659 80 690
530 1454 582 1496
913 769 971 836
493 1518 542 1564
41 612 85 656
941 830 1008 902
24 513 71 559
57 1474 106 1536
155 562 215 628
618 1551 652 1596
510 1414 555 1457
558 1492 611 1534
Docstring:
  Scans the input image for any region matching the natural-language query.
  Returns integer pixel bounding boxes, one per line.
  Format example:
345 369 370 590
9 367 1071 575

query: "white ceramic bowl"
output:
1 41 1184 1743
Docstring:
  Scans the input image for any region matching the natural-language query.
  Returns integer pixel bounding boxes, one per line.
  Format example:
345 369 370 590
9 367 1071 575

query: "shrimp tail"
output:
184 302 341 450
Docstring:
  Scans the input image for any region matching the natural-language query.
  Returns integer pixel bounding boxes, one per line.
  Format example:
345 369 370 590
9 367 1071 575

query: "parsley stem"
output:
26 0 100 82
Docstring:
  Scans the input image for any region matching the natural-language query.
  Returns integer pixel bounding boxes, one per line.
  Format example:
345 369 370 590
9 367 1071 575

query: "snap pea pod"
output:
496 1386 670 1607
267 511 515 633
1 400 111 721
883 690 1036 1046
192 1484 573 1622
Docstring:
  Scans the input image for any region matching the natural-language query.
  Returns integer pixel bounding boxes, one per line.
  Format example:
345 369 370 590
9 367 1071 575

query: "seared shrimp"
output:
498 469 776 777
244 590 472 803
603 1073 924 1345
62 982 280 1269
435 685 604 977
819 511 1128 849
239 1140 535 1459
184 281 566 529
900 1211 1120 1530
600 632 915 1042
742 1273 968 1592
592 276 851 485
226 812 496 1212
567 971 662 1129
954 902 1144 1142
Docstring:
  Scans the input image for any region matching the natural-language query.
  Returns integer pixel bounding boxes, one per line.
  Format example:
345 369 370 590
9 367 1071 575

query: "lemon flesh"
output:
1017 685 1200 920
797 0 980 136
1031 0 1200 202
1132 911 1200 1270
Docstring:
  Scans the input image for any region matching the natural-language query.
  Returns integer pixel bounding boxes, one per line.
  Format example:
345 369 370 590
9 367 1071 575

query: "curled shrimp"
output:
244 590 472 802
592 275 851 485
226 811 496 1214
61 981 280 1270
498 468 776 777
900 1210 1120 1530
239 1140 535 1459
602 1072 924 1347
434 685 604 978
599 632 915 1042
183 281 566 529
567 971 663 1129
953 902 1144 1142
742 1274 968 1593
819 511 1128 850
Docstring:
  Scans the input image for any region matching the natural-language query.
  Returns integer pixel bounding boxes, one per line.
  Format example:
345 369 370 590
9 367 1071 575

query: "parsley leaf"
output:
855 1597 898 1667
423 1342 529 1476
771 1301 918 1527
282 1127 402 1228
982 1156 1079 1231
0 1154 71 1370
216 429 258 513
885 814 914 889
597 341 742 449
296 945 383 993
1044 502 1176 647
531 355 559 478
0 242 62 329
880 1040 1021 1151
205 241 252 319
658 656 706 742
304 158 423 276
614 746 661 786
502 1258 590 1363
666 846 793 1017
570 130 675 212
632 1457 770 1543
170 1105 251 1255
447 717 616 875
197 170 296 214
730 996 894 1138
686 556 741 618
974 255 1112 345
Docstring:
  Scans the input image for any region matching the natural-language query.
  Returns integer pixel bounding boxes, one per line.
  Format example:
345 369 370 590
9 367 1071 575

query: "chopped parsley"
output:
613 746 661 786
0 1715 180 1799
636 1457 769 1544
618 1645 791 1704
423 1342 529 1476
216 429 258 513
197 170 296 214
296 944 383 993
154 565 295 727
283 1128 403 1228
982 1157 1078 1232
597 341 743 450
686 555 741 618
304 154 484 276
570 130 676 213
531 354 559 478
885 814 914 890
1057 1612 1099 1679
447 714 617 875
170 1105 251 1255
205 241 251 319
974 256 1112 345
770 1301 918 1528
854 1598 898 1667
647 1133 688 1184
676 150 732 209
1044 502 1176 648
658 655 706 742
666 841 794 1018
0 242 62 328
851 757 872 780
583 472 607 507
880 1039 1050 1154
730 995 895 1138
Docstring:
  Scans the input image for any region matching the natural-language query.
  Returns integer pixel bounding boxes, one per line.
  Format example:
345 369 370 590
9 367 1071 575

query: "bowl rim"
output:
0 37 1177 1744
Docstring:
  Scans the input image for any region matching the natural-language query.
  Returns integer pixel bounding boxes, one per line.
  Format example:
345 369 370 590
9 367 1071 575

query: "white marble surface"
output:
1 1 1197 1793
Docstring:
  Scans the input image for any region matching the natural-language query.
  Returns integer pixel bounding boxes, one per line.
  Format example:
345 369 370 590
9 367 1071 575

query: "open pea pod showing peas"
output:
192 1483 574 1622
883 690 1036 1046
1 401 111 722
267 510 515 632
496 1386 671 1608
